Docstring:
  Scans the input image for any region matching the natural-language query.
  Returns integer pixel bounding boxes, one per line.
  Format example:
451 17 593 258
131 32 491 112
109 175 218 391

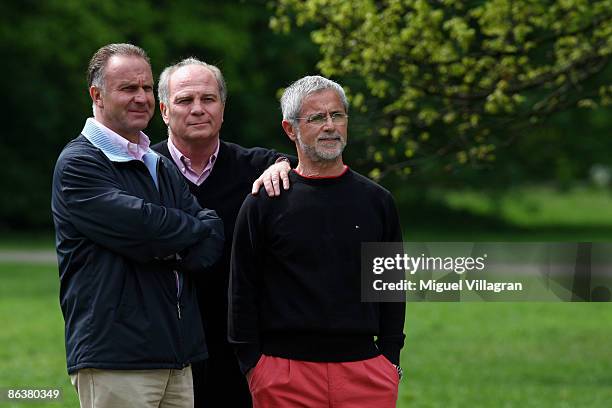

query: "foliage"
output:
2 0 611 230
272 0 612 180
0 0 317 230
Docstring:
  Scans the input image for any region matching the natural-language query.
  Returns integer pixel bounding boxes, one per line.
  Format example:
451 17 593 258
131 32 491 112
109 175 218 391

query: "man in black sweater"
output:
152 58 292 407
229 75 406 407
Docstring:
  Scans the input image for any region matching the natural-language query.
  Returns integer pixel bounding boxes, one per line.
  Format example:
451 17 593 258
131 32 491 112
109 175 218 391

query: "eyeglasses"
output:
295 112 349 125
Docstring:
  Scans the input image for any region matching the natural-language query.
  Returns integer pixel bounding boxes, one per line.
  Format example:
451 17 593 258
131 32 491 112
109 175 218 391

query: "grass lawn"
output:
399 185 612 242
400 303 612 407
0 262 76 407
2 185 611 406
1 261 611 407
439 185 612 228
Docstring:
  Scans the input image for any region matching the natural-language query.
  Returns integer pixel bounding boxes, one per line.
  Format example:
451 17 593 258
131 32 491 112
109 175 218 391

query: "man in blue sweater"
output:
229 75 406 407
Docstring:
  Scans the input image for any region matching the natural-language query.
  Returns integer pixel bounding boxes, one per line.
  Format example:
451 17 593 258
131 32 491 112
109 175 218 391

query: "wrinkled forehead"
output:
300 89 345 114
169 65 220 96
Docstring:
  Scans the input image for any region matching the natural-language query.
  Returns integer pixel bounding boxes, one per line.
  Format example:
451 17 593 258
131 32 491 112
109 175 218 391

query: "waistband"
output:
262 332 379 362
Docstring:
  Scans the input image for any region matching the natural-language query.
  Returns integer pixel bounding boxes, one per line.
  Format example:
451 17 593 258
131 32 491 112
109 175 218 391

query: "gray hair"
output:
280 75 349 125
87 43 150 90
158 57 227 105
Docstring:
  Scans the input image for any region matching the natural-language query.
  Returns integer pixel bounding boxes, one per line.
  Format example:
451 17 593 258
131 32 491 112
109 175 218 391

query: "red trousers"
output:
248 355 400 408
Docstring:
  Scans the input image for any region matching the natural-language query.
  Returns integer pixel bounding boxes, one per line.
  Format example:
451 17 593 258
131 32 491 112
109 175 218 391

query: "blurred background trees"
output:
1 0 611 234
1 0 318 230
272 0 612 184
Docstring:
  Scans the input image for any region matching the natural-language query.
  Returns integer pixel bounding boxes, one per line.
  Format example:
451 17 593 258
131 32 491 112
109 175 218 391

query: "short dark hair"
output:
87 43 150 89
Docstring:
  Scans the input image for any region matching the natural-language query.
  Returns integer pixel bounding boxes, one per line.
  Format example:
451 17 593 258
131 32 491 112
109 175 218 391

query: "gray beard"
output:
296 130 346 162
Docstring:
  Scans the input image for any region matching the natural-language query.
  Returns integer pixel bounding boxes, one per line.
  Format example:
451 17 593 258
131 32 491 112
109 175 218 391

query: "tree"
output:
272 0 612 180
0 0 317 230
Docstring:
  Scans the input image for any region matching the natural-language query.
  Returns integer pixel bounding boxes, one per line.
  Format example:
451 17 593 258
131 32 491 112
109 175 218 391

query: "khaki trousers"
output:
70 366 193 408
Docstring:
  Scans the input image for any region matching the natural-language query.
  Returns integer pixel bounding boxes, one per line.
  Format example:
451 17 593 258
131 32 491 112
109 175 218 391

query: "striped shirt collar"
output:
81 118 157 163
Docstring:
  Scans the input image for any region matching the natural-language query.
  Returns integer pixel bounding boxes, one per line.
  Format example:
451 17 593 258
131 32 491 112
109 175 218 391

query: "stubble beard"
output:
296 129 346 162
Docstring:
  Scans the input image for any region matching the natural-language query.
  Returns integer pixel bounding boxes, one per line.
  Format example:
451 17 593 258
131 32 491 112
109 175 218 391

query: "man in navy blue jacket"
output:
52 43 224 408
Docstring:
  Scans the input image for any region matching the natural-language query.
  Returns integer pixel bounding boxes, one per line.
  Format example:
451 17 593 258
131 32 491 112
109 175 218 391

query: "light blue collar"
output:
81 118 159 189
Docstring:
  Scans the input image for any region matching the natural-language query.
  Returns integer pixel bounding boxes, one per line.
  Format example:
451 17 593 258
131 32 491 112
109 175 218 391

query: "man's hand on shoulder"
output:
251 159 291 197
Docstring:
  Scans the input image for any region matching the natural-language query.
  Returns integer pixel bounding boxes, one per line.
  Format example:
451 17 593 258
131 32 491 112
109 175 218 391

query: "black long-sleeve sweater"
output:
229 167 406 374
152 139 294 407
152 140 282 347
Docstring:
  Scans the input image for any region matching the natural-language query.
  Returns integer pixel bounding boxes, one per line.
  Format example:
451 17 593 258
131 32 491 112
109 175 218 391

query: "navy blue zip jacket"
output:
51 119 224 374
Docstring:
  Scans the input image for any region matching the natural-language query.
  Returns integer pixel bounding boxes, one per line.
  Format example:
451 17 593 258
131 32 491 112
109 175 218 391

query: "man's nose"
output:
322 114 335 129
134 88 147 103
190 100 205 115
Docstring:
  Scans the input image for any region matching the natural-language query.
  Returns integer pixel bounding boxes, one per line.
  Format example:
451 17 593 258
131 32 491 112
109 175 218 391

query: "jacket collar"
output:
81 118 158 163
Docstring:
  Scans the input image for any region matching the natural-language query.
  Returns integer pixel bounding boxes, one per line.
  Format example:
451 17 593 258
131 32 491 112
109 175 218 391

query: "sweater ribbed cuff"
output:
376 341 401 366
235 343 262 375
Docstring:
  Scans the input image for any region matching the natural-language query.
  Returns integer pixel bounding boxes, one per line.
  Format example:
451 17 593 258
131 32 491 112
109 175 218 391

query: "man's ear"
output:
160 102 170 125
282 120 297 142
89 86 103 109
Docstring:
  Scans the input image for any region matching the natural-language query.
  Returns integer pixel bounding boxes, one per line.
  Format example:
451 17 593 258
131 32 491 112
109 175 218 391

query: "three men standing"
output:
52 44 224 407
54 44 405 407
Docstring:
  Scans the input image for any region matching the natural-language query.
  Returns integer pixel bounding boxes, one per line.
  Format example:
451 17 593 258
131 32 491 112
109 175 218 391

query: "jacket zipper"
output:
175 270 182 320
175 268 185 366
155 159 182 322
159 158 185 366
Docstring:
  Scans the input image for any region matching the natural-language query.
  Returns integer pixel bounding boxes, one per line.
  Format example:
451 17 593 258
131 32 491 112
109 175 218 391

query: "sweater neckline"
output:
291 167 351 185
294 165 349 179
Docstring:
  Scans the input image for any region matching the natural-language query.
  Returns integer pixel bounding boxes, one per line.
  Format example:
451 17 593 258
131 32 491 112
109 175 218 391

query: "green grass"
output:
2 185 612 405
440 185 612 228
0 262 76 407
399 303 612 407
2 262 611 407
399 185 612 241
